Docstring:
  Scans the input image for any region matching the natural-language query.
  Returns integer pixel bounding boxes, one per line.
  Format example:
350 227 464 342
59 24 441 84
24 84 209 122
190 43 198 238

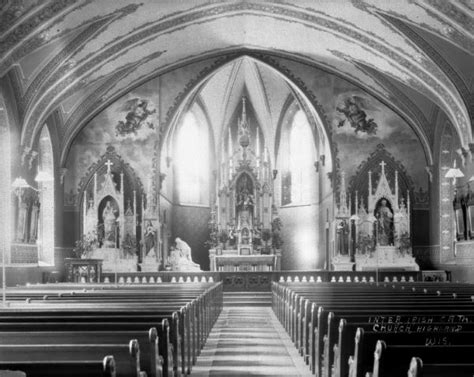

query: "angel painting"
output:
336 96 378 135
116 98 156 137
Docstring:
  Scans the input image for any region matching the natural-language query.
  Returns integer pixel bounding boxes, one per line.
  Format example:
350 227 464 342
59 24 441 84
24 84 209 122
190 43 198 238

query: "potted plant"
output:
72 230 98 258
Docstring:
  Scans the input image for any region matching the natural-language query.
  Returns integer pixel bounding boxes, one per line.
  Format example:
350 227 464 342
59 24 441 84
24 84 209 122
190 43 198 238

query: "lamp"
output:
11 177 29 190
35 170 54 182
444 159 464 183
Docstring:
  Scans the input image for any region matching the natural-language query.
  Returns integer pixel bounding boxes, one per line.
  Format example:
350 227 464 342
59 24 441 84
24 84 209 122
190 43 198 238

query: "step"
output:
223 292 272 306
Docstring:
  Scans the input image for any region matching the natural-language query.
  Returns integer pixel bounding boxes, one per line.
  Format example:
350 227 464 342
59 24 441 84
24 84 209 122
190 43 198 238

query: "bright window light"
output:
176 112 208 204
290 110 314 203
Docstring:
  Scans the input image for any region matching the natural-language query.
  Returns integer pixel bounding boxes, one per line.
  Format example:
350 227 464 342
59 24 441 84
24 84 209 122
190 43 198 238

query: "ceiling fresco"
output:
0 0 472 162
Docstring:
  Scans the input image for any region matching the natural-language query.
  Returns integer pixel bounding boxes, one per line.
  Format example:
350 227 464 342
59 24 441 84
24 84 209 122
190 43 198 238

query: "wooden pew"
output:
343 326 474 377
0 340 144 377
371 340 474 377
272 281 474 377
0 328 161 377
0 309 178 377
0 282 223 377
0 355 116 377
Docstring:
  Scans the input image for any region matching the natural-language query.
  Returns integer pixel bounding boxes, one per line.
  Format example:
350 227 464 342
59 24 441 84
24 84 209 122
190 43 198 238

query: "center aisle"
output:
191 306 313 376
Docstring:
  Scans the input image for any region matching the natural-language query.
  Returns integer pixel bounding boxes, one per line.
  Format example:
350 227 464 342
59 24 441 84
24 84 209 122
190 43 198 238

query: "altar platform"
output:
209 249 281 271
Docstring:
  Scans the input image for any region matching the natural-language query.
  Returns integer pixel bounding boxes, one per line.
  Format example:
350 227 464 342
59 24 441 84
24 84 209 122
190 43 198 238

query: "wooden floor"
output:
191 306 312 376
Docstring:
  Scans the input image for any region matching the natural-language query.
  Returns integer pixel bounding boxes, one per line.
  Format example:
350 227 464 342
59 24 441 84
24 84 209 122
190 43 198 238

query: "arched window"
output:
288 110 314 204
38 126 55 265
175 112 209 204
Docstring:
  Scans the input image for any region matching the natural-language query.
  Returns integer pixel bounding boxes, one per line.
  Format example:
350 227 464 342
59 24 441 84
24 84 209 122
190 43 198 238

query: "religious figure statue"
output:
336 220 349 255
16 192 29 243
170 237 201 271
236 175 254 228
102 200 118 248
29 195 40 243
144 221 156 258
375 198 394 246
122 233 136 258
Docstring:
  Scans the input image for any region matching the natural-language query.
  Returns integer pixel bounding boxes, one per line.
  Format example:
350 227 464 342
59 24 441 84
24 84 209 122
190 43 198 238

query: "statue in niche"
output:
169 237 201 271
144 221 156 257
101 199 119 248
336 220 349 255
16 192 29 242
375 198 394 246
29 195 40 243
236 175 254 228
122 233 136 258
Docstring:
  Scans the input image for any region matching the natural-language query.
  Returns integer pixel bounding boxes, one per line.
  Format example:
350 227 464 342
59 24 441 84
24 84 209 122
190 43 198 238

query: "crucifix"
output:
105 160 113 174
379 160 386 176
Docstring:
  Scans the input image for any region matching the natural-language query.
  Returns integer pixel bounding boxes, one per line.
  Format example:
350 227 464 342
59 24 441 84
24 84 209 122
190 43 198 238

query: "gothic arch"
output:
348 144 415 211
77 145 145 208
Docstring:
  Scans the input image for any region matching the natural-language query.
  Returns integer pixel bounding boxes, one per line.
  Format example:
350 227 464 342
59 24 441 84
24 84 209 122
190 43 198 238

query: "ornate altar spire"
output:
238 97 250 150
336 171 349 217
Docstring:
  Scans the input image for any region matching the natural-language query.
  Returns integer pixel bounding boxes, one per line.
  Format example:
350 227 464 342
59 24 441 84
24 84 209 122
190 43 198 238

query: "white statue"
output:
170 237 201 271
102 200 118 248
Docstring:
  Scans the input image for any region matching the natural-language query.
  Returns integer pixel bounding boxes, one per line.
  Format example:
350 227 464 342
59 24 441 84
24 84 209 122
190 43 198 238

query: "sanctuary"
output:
1 0 473 287
208 98 281 272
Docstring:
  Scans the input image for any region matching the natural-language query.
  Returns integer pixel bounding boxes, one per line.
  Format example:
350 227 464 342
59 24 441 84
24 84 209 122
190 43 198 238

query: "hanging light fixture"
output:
444 159 464 183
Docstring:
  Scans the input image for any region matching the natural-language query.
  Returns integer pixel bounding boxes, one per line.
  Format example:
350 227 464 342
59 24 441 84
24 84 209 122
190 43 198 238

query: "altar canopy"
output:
209 97 281 271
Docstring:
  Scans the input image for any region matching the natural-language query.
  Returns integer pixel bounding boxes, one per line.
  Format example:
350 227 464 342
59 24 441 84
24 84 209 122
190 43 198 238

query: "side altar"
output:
208 98 282 271
332 160 418 272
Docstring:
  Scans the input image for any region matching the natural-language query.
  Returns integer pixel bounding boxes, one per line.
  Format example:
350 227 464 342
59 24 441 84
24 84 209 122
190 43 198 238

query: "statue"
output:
170 237 201 271
336 220 349 255
375 198 394 246
29 195 40 243
102 200 118 247
236 175 254 228
122 233 136 258
144 221 156 257
16 192 29 243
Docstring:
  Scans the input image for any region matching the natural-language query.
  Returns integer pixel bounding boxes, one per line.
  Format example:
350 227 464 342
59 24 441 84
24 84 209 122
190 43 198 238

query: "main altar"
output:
208 98 281 271
332 161 419 272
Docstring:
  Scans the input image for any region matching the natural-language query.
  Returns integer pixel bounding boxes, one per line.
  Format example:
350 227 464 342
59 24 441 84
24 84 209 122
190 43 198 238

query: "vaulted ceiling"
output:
1 0 473 159
196 57 293 151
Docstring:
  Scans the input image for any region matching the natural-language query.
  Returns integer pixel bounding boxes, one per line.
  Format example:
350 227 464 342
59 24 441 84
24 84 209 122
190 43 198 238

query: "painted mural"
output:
273 57 429 192
64 78 161 204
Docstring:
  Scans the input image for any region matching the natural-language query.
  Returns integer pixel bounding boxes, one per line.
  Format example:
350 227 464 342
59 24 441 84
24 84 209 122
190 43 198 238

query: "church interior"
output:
0 1 473 376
